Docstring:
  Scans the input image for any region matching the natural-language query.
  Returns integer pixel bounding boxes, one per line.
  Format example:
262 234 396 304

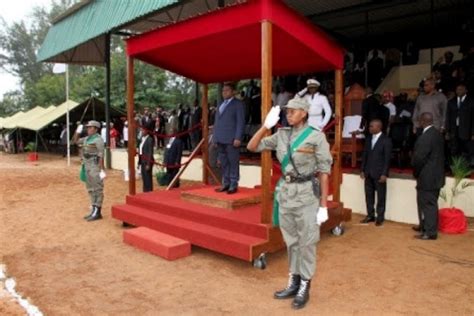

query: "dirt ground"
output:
0 152 473 316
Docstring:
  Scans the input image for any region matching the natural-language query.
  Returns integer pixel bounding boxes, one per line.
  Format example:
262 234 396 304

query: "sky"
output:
0 0 52 99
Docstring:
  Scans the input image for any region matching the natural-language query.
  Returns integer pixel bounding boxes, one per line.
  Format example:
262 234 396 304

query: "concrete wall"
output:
110 150 474 222
376 64 431 95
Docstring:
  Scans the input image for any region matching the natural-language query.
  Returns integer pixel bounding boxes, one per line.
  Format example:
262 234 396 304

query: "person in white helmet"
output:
297 79 332 130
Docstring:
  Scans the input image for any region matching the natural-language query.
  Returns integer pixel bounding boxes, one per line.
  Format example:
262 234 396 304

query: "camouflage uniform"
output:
78 132 105 208
256 123 332 280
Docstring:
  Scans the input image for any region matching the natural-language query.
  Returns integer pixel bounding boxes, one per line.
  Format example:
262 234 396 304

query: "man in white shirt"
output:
138 123 155 192
100 122 107 143
122 121 129 148
382 91 396 132
297 79 332 130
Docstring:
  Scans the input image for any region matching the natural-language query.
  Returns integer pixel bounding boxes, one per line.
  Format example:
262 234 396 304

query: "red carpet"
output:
124 227 191 260
112 187 279 261
112 186 350 262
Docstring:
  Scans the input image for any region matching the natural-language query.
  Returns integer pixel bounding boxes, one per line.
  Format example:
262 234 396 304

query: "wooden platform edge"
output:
181 191 261 210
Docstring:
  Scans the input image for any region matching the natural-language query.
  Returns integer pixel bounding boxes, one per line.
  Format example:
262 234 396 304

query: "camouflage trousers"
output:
84 162 104 207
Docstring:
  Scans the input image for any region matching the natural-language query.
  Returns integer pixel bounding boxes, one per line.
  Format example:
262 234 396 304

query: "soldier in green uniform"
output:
247 98 332 310
73 120 106 222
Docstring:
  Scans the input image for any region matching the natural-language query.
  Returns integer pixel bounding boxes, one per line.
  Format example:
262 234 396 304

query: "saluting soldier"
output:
73 120 106 221
247 98 332 310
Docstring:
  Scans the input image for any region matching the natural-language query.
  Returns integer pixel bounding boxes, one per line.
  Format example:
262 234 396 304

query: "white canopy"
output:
17 100 79 131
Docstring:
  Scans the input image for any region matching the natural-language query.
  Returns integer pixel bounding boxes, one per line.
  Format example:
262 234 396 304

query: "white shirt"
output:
423 125 433 134
384 102 396 117
456 95 466 126
101 127 107 142
139 135 149 155
298 88 332 129
123 126 128 141
371 131 382 149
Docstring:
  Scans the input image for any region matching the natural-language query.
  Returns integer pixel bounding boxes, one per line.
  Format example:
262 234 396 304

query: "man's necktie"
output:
219 99 230 114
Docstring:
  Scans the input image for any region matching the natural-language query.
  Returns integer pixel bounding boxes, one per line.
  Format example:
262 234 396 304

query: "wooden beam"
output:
333 69 344 202
261 20 272 224
201 84 209 184
126 56 136 196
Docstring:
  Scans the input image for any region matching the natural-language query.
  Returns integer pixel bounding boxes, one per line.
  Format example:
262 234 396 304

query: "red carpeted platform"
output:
112 186 284 261
181 186 261 209
112 186 350 262
124 227 191 260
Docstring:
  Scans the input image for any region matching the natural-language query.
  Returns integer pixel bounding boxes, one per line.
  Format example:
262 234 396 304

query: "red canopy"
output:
127 0 344 83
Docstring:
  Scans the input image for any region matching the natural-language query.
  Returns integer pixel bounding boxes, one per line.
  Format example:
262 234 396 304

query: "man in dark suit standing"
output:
213 82 245 194
190 100 202 149
360 119 392 226
164 128 183 188
446 83 474 164
360 88 390 134
138 123 155 192
412 112 445 240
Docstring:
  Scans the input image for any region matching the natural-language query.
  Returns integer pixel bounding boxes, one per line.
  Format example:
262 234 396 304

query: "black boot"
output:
87 206 102 222
292 279 311 309
83 206 94 220
274 274 301 299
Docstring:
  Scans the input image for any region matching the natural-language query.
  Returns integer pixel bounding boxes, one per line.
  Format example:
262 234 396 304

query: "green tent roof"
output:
37 0 179 64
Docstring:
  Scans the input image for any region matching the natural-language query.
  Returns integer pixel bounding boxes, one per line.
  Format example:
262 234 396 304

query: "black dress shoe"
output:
227 187 238 194
415 234 437 240
360 216 375 224
274 274 300 299
375 220 384 226
412 225 422 232
215 186 229 192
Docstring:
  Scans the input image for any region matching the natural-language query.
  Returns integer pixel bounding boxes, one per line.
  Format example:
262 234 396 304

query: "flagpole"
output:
66 64 70 167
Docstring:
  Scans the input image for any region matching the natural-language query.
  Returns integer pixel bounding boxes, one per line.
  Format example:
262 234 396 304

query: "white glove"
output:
99 169 106 180
264 106 281 129
316 207 328 226
75 124 84 134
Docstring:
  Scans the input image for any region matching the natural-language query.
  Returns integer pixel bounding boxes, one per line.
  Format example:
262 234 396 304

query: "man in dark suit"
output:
360 88 390 134
360 119 392 226
446 83 474 164
412 112 445 240
213 82 245 194
164 127 183 188
138 123 155 192
190 100 202 149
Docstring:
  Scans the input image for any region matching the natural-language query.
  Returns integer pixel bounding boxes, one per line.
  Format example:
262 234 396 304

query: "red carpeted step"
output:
113 204 267 261
124 227 191 260
125 192 269 239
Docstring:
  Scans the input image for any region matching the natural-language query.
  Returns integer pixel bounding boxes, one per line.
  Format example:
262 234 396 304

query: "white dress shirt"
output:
298 88 332 129
384 102 396 117
123 125 128 142
456 95 466 126
139 135 149 155
423 125 433 134
371 131 382 149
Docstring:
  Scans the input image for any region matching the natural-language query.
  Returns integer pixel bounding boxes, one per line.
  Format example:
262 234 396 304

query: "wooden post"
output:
261 20 272 224
126 56 136 196
201 84 209 184
333 69 344 202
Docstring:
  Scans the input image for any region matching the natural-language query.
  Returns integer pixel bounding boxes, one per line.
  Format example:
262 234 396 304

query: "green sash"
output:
272 126 314 226
79 134 99 182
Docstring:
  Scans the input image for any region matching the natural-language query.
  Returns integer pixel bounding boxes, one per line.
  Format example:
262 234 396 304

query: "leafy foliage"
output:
0 1 211 117
440 156 474 207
